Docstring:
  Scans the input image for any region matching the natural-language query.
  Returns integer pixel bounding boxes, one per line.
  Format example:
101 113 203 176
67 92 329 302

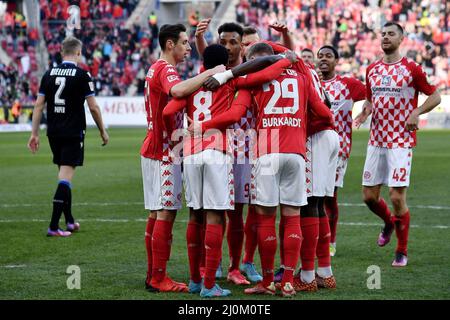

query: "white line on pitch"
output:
0 218 447 229
2 202 450 210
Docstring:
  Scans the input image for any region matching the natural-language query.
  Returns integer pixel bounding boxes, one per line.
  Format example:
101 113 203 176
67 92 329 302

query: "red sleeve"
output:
293 59 313 82
201 90 251 132
411 63 437 95
262 40 288 53
365 65 373 101
159 64 182 96
234 58 292 88
307 79 334 125
162 98 187 137
347 78 366 102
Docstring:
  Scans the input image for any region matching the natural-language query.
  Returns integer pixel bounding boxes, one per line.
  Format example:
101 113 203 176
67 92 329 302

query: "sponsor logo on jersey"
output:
167 75 179 82
381 75 392 86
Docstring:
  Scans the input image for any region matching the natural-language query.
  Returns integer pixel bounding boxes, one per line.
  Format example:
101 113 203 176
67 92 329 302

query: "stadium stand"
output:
235 0 449 93
0 0 448 125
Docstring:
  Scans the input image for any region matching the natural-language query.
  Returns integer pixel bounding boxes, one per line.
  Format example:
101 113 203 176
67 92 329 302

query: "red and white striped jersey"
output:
366 57 436 149
323 75 366 158
140 59 182 161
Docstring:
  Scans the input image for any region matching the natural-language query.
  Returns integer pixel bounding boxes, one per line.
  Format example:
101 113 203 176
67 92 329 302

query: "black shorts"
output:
48 136 84 167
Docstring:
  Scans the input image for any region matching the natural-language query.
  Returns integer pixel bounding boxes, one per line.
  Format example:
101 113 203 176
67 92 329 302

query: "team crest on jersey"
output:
381 75 392 86
147 68 154 78
333 82 342 90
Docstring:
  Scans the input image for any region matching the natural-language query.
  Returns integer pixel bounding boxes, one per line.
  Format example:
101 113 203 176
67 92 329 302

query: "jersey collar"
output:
62 60 77 66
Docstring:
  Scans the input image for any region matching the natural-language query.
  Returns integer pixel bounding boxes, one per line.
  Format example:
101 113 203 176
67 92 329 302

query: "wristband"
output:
212 69 234 85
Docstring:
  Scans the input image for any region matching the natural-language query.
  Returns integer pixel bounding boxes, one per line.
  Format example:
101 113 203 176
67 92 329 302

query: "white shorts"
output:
141 156 182 211
362 145 413 187
305 130 339 197
335 155 349 188
183 149 234 210
251 153 307 207
233 163 251 204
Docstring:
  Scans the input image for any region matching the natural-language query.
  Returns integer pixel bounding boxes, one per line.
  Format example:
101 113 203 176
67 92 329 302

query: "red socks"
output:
279 215 286 266
281 215 302 286
151 219 174 282
393 211 410 256
186 221 202 283
145 216 156 281
200 218 206 269
325 194 339 243
257 214 277 287
204 223 223 289
300 216 319 272
226 211 244 271
243 205 258 263
317 216 331 268
368 198 393 226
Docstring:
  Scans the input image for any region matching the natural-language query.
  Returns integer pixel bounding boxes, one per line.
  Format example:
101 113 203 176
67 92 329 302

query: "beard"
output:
382 44 398 55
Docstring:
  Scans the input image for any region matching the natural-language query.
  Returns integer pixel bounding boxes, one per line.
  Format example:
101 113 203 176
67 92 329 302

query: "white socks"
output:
317 266 333 278
301 270 315 284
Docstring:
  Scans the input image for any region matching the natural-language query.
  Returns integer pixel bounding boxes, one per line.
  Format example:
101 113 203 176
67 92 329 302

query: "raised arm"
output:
269 22 294 50
194 18 211 57
86 96 109 146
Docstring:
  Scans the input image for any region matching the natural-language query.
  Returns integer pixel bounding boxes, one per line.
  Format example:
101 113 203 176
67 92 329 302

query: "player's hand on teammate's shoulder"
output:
405 109 420 131
28 135 40 154
203 76 221 91
284 50 298 64
100 129 109 146
195 18 211 38
210 64 226 74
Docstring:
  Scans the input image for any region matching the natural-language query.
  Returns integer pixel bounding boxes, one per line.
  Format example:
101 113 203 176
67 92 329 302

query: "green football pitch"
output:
1 128 449 300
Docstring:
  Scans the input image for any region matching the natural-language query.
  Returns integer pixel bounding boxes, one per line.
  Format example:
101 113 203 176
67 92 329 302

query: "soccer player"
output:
354 22 441 267
195 21 257 284
272 45 339 291
318 45 366 256
164 44 297 297
195 42 334 297
28 36 109 237
141 24 225 293
300 48 314 65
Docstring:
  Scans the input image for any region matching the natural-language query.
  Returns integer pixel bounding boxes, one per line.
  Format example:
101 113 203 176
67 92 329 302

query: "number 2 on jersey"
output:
55 77 66 105
262 78 299 115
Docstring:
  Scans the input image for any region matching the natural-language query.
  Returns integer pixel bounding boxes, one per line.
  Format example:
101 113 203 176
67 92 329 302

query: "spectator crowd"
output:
236 0 450 93
1 0 449 125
